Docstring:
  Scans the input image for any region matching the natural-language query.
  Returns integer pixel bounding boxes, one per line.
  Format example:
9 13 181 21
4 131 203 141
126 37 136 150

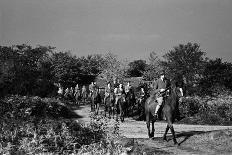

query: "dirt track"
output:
75 104 232 155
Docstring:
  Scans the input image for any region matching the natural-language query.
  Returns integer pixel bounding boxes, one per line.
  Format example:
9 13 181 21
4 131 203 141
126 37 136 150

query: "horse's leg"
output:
121 103 124 122
168 123 177 144
150 120 155 137
104 102 107 117
146 114 151 138
163 124 169 141
91 99 94 112
97 102 100 115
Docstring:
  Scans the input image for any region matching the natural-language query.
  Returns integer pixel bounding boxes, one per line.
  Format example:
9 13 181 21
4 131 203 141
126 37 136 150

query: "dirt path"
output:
74 104 232 155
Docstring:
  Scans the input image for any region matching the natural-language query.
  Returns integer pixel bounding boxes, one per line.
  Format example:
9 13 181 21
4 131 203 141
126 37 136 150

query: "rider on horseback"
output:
153 70 170 119
124 81 132 96
89 82 94 97
114 83 125 106
104 82 112 104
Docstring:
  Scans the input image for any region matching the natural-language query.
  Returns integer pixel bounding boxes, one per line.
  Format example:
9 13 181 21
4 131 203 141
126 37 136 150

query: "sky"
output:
0 0 232 62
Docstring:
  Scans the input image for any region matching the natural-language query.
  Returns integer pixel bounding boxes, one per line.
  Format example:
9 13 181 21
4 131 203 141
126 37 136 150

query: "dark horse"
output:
115 93 126 122
125 88 136 117
145 80 183 144
91 89 102 115
74 89 81 106
104 92 115 118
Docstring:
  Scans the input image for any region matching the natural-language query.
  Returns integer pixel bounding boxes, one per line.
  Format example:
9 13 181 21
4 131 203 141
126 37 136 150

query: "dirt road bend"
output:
75 104 232 155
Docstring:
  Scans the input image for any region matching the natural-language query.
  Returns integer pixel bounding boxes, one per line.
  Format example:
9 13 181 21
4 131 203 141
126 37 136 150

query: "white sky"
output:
0 0 232 62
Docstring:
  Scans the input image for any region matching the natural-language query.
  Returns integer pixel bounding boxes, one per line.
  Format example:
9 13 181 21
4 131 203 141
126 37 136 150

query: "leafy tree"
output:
0 44 55 96
99 52 126 82
199 58 232 95
51 52 81 88
127 60 147 77
76 54 105 85
161 42 207 95
143 52 163 81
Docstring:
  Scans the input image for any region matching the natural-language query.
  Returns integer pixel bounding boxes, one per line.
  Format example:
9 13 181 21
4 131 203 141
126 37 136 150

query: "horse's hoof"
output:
163 137 167 142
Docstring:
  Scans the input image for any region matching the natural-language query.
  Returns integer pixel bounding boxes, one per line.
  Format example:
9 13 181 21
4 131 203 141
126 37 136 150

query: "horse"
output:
91 89 102 115
137 90 149 121
81 87 88 104
125 88 136 117
74 89 81 105
104 92 115 118
115 93 126 122
144 80 183 144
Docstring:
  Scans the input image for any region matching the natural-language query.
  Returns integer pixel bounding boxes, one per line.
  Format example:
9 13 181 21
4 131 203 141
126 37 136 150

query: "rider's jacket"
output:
105 86 111 96
125 85 131 94
153 78 170 97
89 84 94 92
114 87 124 96
82 86 86 93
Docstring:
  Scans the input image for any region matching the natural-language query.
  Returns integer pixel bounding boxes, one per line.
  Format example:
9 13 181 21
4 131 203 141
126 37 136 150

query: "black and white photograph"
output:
1 0 232 154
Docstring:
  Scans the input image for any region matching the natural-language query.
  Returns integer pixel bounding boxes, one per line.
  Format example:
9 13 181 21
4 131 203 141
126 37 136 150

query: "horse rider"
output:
153 70 170 119
93 82 98 90
112 78 119 90
138 87 146 103
114 83 125 106
124 81 132 96
81 85 87 102
74 83 79 96
103 82 112 104
89 82 94 97
57 83 63 98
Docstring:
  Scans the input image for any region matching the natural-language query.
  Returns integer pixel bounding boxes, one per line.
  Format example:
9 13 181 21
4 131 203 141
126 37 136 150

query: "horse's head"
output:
170 80 183 99
121 94 126 102
109 93 115 102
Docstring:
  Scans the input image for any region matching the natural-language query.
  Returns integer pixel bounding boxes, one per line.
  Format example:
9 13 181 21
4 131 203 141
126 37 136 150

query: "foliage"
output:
179 96 201 117
161 42 207 95
199 58 232 96
126 59 147 77
143 51 163 81
179 93 232 125
0 44 56 97
0 95 128 155
99 52 127 82
51 52 81 88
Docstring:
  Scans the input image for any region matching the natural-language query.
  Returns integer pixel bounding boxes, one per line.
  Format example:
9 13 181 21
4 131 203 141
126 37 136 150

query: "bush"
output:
179 96 201 117
180 94 232 125
0 95 127 154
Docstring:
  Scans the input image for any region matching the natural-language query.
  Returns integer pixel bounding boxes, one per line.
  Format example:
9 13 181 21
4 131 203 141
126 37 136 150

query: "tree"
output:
127 60 147 77
161 42 207 95
199 58 232 95
77 54 105 85
143 52 163 81
51 52 81 88
77 54 104 75
99 52 126 82
0 44 55 96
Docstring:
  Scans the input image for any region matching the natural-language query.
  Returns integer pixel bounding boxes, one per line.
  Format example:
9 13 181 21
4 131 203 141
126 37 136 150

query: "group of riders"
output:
57 70 184 120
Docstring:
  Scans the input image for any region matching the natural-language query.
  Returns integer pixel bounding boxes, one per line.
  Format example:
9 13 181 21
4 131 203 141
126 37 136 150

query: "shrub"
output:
0 95 126 154
180 94 232 125
179 96 201 117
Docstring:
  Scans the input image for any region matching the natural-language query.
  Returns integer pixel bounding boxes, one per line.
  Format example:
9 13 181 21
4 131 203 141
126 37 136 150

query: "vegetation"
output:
1 42 232 154
0 95 128 154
